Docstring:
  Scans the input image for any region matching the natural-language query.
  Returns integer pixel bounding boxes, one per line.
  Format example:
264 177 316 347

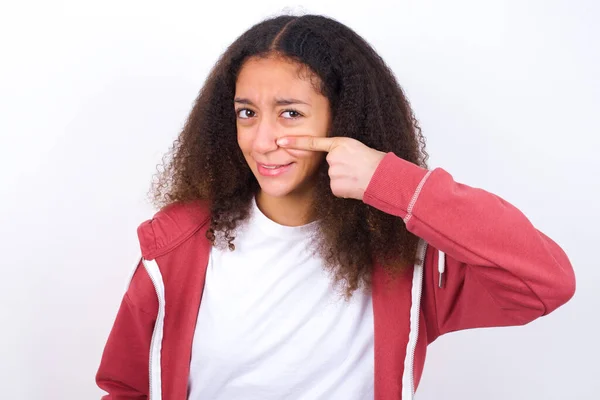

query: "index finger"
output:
276 136 337 152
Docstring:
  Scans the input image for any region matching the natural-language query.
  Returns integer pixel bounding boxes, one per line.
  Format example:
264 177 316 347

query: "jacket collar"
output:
137 200 210 260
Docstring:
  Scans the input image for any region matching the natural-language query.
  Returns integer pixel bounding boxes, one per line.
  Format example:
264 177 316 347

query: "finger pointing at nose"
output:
276 135 386 200
277 136 337 152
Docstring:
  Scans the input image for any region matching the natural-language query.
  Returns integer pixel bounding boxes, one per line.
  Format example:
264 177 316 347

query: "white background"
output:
1 0 598 399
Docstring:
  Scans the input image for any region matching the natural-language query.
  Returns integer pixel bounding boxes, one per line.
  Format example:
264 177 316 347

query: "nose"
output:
252 117 279 154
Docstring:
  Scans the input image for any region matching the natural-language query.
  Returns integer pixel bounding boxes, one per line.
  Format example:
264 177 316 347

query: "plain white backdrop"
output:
1 0 598 399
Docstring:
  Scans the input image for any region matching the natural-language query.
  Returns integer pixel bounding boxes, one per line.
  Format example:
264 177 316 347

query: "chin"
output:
256 179 297 198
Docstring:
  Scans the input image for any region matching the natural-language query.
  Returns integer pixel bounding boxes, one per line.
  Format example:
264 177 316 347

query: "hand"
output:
276 136 387 200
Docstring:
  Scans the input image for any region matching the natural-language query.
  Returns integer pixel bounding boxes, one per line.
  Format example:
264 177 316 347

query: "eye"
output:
236 108 256 119
281 109 303 119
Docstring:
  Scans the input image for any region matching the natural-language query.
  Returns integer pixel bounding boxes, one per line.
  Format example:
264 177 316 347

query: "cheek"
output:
237 128 254 153
284 149 325 168
300 151 326 171
284 148 313 159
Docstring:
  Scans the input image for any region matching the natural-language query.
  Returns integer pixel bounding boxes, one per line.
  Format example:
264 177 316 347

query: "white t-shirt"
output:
188 199 375 400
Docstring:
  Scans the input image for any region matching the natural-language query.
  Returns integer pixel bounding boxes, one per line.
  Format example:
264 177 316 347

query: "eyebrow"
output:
234 97 311 106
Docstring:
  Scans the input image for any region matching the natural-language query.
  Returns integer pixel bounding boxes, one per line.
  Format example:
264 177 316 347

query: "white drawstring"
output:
438 250 446 288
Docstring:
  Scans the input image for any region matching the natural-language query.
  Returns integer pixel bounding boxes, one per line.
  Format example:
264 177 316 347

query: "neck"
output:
256 190 315 227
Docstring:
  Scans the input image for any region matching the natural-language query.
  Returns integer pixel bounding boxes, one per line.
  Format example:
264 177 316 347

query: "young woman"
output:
96 14 576 400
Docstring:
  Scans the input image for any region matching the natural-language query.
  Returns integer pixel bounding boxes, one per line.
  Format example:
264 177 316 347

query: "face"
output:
235 56 331 201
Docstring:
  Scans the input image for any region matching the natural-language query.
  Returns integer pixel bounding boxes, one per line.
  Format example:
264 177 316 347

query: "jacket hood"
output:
137 200 210 260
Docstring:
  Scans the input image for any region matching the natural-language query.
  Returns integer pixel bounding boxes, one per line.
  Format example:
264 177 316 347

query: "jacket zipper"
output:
143 259 166 400
402 240 427 399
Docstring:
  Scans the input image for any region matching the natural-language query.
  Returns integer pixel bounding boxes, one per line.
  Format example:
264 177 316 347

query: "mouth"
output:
256 162 294 177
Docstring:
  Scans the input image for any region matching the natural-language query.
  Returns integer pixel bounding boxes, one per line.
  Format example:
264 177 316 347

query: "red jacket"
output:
96 153 575 400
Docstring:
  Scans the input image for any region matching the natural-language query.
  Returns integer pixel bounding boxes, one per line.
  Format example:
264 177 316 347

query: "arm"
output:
96 261 157 399
363 153 576 341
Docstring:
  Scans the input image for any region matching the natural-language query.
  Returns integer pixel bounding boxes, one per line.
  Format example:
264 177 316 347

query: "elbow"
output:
535 231 576 314
541 260 576 315
557 265 576 308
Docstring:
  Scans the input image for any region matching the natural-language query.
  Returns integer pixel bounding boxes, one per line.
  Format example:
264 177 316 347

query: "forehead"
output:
235 56 320 96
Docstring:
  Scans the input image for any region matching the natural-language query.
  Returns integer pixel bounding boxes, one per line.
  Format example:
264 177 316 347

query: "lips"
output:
256 162 294 177
261 164 288 169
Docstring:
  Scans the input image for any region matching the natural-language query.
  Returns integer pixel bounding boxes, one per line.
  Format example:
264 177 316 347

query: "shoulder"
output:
137 200 211 260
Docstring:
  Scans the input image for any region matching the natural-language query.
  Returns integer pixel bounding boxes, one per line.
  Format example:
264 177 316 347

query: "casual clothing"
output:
188 199 375 399
96 152 576 400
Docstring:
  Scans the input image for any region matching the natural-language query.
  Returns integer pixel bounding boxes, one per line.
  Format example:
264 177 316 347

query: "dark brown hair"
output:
152 14 428 295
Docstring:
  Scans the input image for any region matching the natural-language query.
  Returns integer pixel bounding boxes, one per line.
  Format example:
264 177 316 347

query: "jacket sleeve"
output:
363 153 576 343
96 260 158 399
